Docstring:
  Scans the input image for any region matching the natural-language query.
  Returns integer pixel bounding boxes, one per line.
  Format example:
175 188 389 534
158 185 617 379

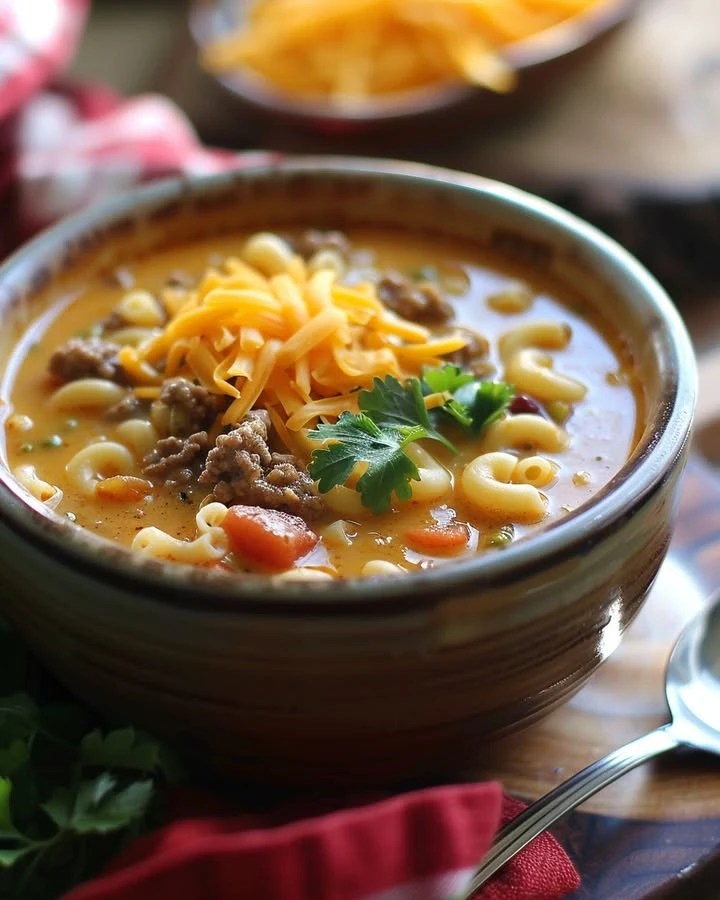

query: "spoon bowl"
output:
465 588 720 894
666 596 720 752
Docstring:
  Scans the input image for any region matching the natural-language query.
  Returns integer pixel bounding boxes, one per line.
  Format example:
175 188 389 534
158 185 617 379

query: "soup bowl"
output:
0 158 696 787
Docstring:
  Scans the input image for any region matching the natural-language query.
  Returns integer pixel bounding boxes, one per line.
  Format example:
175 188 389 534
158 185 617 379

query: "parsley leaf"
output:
308 412 426 514
421 363 475 395
421 364 514 433
359 375 456 452
308 368 514 513
453 380 515 431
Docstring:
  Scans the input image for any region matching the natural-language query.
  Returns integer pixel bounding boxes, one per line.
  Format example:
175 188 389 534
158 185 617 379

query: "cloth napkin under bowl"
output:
1 4 580 898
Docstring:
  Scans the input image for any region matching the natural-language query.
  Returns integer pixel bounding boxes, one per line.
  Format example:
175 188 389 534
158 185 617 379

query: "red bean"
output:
509 394 543 416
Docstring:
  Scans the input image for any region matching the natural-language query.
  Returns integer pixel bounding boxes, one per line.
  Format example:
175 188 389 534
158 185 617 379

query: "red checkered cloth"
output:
0 4 581 899
0 0 88 121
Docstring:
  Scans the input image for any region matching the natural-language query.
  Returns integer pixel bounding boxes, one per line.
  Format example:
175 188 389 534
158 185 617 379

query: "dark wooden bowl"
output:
0 158 695 787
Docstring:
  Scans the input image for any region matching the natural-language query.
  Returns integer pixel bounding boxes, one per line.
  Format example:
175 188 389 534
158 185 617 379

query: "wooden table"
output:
69 1 720 895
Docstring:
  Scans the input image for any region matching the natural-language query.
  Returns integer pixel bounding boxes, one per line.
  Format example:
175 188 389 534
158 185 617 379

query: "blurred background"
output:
69 0 720 345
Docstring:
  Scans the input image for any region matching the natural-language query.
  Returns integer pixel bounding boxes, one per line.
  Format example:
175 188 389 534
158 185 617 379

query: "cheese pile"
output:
119 241 468 443
201 0 612 101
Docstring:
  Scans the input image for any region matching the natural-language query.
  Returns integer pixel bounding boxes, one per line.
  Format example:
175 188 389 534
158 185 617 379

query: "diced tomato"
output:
222 505 319 571
405 522 470 554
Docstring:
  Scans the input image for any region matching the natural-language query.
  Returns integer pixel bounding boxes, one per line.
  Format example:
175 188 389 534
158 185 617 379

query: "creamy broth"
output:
2 229 641 579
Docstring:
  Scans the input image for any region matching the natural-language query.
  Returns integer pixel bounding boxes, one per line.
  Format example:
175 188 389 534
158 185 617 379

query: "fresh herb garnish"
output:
358 375 455 452
449 379 515 432
422 363 514 432
0 620 177 900
308 373 455 515
308 367 514 514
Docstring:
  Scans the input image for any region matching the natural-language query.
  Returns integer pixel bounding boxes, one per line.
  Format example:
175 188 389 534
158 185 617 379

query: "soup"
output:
2 228 640 580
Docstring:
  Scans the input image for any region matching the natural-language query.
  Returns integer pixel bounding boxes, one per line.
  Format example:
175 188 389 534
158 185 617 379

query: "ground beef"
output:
99 311 127 334
291 229 350 261
150 377 228 438
48 337 126 383
105 392 145 421
448 328 494 377
142 430 210 487
376 272 454 323
199 413 324 520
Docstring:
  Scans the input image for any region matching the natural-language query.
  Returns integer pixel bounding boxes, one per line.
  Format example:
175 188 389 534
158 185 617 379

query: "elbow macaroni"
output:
65 441 137 497
403 444 451 503
14 464 63 508
505 348 587 404
461 451 547 525
498 320 571 361
50 378 127 411
115 419 159 460
512 455 557 488
480 414 568 453
115 290 166 327
132 527 229 563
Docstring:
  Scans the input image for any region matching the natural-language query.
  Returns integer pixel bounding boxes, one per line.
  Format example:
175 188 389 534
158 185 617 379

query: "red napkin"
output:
62 785 579 900
1 5 581 899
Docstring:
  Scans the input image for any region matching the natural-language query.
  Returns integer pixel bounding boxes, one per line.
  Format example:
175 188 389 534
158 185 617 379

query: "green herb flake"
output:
487 524 515 548
39 435 64 449
19 444 34 454
408 265 437 283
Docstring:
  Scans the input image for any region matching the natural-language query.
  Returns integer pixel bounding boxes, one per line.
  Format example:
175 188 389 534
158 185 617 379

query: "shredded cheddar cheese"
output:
124 244 469 433
200 0 615 102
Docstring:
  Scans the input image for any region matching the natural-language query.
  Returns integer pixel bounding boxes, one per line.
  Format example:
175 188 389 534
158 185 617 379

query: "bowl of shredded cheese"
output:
191 0 641 136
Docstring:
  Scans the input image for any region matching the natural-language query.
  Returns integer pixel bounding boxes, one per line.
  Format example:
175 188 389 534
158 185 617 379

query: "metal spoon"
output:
462 589 720 895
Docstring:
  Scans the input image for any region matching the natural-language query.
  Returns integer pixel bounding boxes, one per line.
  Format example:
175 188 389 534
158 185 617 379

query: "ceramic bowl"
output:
189 0 642 145
0 158 696 787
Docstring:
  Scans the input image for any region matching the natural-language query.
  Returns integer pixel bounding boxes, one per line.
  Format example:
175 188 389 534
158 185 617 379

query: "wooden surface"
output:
67 1 720 895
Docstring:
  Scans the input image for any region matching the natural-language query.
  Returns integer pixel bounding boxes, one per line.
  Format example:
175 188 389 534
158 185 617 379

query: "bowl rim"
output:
0 156 697 614
188 0 644 124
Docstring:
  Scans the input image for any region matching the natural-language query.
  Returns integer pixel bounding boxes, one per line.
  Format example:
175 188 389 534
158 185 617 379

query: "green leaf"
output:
453 380 514 431
68 776 153 836
421 363 475 395
0 740 29 778
308 413 423 514
0 846 34 868
80 728 161 774
40 786 74 829
360 375 431 432
0 777 16 835
361 376 456 452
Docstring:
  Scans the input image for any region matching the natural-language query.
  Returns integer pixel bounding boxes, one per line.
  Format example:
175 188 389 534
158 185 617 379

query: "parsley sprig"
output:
0 620 179 900
308 366 514 514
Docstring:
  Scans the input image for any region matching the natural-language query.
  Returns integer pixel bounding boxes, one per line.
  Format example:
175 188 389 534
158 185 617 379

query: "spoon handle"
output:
463 723 680 895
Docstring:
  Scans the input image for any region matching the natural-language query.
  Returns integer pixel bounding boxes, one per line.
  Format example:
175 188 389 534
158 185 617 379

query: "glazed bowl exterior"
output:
0 158 696 786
